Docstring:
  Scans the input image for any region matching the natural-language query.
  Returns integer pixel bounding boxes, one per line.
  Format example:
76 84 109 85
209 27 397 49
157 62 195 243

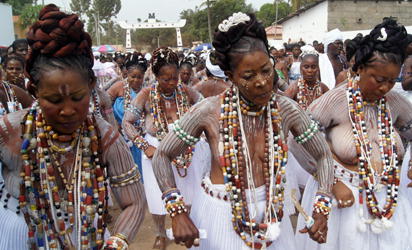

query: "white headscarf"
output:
206 52 226 79
323 28 343 53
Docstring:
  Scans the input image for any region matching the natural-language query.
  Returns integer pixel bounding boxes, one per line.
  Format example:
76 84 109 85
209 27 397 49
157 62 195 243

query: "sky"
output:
46 0 274 22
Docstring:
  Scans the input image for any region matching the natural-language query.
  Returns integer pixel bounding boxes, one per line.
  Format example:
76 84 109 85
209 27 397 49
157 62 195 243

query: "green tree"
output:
256 2 291 27
4 0 33 15
70 0 121 45
180 0 254 46
19 4 43 29
290 0 317 11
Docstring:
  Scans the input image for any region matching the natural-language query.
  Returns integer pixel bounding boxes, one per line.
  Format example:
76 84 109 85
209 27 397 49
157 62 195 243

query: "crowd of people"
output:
0 4 411 250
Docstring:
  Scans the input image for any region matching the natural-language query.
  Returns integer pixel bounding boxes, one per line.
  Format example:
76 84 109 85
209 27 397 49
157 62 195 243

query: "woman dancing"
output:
295 19 412 250
122 47 207 249
0 5 145 249
152 13 334 249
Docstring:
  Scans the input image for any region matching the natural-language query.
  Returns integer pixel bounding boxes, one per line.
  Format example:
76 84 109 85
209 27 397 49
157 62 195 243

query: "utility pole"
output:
206 0 212 44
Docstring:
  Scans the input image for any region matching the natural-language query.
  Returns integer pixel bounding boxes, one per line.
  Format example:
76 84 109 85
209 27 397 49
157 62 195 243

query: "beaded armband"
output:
173 120 200 146
398 120 412 132
110 165 141 188
162 189 188 218
133 135 149 152
126 104 143 117
104 233 128 250
313 193 332 217
295 121 319 144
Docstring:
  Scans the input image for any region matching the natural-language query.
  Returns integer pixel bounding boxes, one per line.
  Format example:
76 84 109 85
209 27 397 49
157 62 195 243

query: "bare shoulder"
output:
107 81 124 97
319 82 330 92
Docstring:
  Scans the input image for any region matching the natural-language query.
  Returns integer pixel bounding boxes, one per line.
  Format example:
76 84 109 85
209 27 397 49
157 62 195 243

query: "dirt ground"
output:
109 205 185 250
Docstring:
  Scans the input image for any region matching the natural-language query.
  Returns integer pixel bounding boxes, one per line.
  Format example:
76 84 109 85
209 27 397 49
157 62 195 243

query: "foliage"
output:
70 0 121 46
19 4 43 29
256 2 291 27
180 0 254 46
290 0 317 11
4 0 33 15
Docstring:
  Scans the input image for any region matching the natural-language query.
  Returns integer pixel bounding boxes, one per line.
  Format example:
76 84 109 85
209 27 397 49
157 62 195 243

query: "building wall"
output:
328 0 412 31
0 3 15 46
282 1 328 43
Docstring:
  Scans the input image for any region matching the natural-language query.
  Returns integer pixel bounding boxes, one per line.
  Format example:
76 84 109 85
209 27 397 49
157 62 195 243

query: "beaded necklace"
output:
149 82 193 177
90 88 103 118
346 77 399 233
296 78 322 110
19 102 108 249
219 87 288 249
0 80 22 116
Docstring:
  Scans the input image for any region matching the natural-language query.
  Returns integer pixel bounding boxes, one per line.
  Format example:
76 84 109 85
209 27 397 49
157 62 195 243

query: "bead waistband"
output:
201 176 268 203
0 182 20 214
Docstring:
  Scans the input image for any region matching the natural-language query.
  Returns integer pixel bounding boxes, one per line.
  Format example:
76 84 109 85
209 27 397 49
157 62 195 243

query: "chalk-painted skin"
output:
0 68 146 243
151 50 335 248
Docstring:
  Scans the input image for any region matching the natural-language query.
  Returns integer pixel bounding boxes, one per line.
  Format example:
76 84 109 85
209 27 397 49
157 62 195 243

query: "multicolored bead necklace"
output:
0 80 22 116
19 102 108 249
346 77 399 233
296 77 322 110
149 82 194 177
219 86 288 249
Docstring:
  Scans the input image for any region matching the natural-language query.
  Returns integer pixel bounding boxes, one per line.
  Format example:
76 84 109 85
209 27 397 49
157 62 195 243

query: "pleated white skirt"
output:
142 133 211 215
189 176 297 250
295 163 412 250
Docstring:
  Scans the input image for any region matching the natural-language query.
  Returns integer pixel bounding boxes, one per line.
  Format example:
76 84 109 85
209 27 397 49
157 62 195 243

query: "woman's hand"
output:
332 181 355 208
171 213 200 248
144 145 156 159
299 213 328 244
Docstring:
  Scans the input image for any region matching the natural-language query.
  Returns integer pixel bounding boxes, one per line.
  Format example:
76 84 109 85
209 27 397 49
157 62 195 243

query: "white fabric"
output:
286 152 311 194
206 53 226 79
319 53 336 89
323 29 343 54
289 62 301 81
295 164 412 250
0 202 27 250
190 176 297 250
400 145 412 208
142 132 211 215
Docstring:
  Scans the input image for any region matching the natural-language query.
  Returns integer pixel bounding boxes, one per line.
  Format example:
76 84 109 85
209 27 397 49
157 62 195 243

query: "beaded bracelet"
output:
295 121 319 144
104 234 128 250
313 193 332 217
133 136 149 152
163 190 188 218
110 165 139 181
110 172 141 188
173 121 200 146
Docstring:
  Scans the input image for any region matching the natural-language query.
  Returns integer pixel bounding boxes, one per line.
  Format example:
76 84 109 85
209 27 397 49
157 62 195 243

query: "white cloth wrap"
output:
319 53 336 89
189 175 297 250
142 130 211 215
295 161 412 250
400 145 412 208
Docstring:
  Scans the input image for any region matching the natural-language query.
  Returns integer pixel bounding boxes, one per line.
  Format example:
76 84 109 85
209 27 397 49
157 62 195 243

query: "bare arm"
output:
284 81 298 100
183 84 203 104
101 121 146 241
122 87 150 151
95 87 118 129
12 85 33 108
152 99 213 192
402 57 412 91
278 95 334 194
106 81 123 102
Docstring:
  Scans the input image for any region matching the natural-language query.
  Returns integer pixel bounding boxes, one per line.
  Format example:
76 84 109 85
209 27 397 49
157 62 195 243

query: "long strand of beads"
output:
346 77 399 233
19 102 107 249
296 78 322 110
219 86 287 249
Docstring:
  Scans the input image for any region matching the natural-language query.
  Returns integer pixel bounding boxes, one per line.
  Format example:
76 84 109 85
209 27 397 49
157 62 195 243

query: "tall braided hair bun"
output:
351 18 407 72
25 4 94 95
125 52 148 72
213 13 268 72
150 47 179 76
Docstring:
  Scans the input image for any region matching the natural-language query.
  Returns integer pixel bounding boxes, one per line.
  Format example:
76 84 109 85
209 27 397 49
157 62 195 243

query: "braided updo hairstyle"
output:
150 47 179 76
347 18 407 72
125 52 148 73
25 4 95 96
213 13 269 72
